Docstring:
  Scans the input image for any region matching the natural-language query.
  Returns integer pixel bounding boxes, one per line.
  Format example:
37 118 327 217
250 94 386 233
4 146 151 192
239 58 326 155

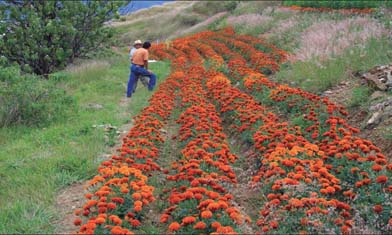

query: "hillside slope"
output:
111 1 392 157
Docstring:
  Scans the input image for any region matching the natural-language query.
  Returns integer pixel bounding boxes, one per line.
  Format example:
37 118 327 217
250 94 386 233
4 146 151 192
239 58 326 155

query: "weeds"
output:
349 86 372 107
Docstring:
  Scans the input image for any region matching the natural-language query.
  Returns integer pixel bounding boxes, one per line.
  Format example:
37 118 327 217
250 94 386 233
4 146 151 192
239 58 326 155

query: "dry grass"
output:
109 1 194 28
269 17 299 34
169 12 228 40
290 16 387 61
226 14 273 28
65 60 110 75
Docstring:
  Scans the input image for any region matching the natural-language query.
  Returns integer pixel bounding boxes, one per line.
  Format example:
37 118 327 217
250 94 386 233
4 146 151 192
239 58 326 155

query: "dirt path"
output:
52 98 133 234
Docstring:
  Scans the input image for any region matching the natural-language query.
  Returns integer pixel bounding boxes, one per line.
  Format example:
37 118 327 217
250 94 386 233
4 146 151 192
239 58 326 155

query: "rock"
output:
384 105 392 118
370 91 385 101
358 63 392 91
383 97 392 107
386 80 392 88
366 76 387 91
367 111 382 127
369 103 385 112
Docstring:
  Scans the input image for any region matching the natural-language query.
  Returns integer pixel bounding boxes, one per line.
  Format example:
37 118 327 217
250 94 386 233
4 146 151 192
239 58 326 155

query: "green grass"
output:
275 36 392 93
349 86 372 107
0 53 171 233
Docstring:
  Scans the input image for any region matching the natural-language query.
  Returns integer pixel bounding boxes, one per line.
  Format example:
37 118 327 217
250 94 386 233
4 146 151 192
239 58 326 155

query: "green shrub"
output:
0 1 125 76
0 65 76 127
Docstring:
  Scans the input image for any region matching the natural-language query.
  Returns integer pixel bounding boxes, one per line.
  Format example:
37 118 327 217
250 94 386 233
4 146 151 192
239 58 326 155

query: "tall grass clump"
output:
275 36 392 93
290 17 387 62
0 65 75 127
349 86 372 107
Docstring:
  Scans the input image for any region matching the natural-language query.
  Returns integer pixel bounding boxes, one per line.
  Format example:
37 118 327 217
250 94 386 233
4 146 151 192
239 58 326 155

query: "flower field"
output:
73 27 392 234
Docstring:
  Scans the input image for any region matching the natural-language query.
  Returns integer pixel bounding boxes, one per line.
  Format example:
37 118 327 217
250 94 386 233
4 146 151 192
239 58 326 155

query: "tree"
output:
0 0 128 77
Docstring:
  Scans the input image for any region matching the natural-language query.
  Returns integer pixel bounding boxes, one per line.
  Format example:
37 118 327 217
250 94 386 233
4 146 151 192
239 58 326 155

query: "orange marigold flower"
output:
132 193 142 200
111 197 124 204
350 167 360 174
387 163 392 171
376 175 388 184
201 210 213 219
73 218 82 226
372 164 383 172
373 205 383 214
134 206 142 212
182 216 196 225
326 186 336 194
111 226 125 235
270 221 278 229
107 202 117 210
211 221 221 229
129 219 141 227
74 209 82 216
341 225 350 234
193 221 207 230
194 193 203 200
207 202 220 211
95 217 106 224
134 200 143 207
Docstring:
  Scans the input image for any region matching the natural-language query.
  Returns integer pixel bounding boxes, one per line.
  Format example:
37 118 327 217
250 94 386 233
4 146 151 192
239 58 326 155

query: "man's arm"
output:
144 60 148 70
143 50 149 71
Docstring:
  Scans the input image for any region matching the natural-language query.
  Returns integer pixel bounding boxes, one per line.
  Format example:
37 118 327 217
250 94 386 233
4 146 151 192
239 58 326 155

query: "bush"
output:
0 65 76 127
0 1 125 76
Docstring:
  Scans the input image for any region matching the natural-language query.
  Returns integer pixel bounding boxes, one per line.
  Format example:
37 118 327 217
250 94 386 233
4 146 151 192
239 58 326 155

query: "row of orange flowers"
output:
205 30 392 233
153 36 352 233
73 63 186 234
151 28 392 233
192 30 392 232
159 58 248 233
204 70 355 234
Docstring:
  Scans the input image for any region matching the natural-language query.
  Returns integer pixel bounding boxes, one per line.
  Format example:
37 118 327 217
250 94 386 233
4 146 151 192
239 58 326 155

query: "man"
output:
127 41 157 98
129 40 142 61
128 40 142 93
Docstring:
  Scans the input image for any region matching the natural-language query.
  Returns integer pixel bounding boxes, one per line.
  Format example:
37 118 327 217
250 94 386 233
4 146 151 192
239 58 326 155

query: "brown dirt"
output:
223 137 263 233
53 183 88 234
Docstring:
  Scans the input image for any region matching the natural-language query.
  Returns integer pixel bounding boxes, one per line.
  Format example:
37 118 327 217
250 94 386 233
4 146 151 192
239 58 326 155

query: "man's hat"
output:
134 40 142 45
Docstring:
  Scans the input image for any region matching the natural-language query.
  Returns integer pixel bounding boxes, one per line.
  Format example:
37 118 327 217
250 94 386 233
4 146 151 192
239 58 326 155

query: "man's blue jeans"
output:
127 64 157 97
